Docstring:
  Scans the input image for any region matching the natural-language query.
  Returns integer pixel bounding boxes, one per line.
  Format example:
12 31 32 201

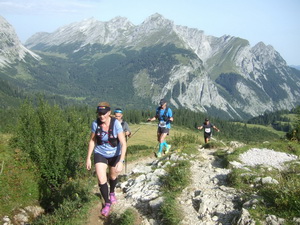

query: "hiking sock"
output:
161 141 166 147
99 183 110 203
109 178 118 193
159 143 164 153
163 141 168 147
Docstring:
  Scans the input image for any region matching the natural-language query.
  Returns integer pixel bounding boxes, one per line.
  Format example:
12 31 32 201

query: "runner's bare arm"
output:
213 126 220 132
147 116 156 122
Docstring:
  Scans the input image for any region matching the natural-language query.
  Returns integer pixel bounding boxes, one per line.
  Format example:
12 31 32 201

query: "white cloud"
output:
0 0 95 14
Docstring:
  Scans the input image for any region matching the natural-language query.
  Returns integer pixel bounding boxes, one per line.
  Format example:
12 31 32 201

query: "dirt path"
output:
179 147 240 224
85 146 240 224
85 156 155 225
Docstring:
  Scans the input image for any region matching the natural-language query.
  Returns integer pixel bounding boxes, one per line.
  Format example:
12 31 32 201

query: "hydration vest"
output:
95 117 119 147
156 107 169 121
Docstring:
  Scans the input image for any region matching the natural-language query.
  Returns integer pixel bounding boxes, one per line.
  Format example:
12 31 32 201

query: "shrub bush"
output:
11 98 90 211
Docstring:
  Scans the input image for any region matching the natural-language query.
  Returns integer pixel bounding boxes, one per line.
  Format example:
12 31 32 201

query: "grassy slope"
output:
128 123 202 147
0 134 40 218
233 122 286 137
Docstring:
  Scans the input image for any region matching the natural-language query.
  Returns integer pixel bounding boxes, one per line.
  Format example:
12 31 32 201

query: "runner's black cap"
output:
159 99 167 106
96 101 111 114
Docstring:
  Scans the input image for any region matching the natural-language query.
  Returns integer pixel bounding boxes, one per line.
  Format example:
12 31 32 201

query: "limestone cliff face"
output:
0 16 40 67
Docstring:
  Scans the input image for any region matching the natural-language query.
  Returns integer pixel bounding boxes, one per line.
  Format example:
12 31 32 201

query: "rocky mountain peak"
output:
0 16 40 67
25 16 135 48
75 17 99 32
140 13 174 30
107 16 133 28
251 41 286 67
145 13 172 24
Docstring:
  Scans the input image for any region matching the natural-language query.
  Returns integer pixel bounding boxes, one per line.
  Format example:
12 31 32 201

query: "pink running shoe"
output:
110 192 117 204
101 203 111 217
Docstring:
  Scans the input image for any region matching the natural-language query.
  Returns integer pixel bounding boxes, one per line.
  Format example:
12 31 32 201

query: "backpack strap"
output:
155 107 160 118
108 117 119 147
164 107 169 119
95 118 102 145
156 107 169 121
95 117 119 147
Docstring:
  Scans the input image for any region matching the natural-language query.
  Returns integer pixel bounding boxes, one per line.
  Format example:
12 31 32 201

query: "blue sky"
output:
1 0 299 65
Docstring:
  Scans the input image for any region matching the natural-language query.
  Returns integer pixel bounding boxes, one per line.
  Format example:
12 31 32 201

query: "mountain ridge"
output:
1 14 300 120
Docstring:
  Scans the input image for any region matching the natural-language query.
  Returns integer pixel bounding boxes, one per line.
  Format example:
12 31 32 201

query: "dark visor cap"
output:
96 106 111 114
159 99 167 106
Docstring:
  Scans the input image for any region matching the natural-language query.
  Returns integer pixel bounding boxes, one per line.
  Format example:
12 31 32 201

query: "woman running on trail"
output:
86 102 127 217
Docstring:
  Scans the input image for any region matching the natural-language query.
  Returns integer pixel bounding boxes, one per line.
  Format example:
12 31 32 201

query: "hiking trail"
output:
85 144 243 225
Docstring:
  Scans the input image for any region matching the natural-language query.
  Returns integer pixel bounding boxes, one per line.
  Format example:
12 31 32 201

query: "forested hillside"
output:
247 107 299 132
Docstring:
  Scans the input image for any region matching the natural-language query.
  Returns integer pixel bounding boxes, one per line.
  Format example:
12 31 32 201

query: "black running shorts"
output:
94 153 121 167
157 127 170 135
204 132 211 139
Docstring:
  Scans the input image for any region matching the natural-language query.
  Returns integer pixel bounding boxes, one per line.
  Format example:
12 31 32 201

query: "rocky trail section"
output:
178 147 242 225
87 144 247 225
7 142 300 225
4 143 298 224
98 142 300 225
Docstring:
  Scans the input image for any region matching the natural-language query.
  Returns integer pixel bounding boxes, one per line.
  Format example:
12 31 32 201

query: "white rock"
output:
261 176 279 185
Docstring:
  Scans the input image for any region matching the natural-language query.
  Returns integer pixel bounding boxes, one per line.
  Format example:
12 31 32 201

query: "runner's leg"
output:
159 133 168 153
96 162 109 203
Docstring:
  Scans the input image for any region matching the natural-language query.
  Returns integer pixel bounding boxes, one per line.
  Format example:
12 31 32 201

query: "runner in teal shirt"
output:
147 99 173 158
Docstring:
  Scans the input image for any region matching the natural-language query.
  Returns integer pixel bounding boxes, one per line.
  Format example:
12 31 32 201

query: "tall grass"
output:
170 132 200 155
159 193 183 225
0 134 39 218
258 162 300 218
171 132 200 146
126 144 153 161
108 208 142 225
161 160 191 194
159 160 191 224
32 179 92 225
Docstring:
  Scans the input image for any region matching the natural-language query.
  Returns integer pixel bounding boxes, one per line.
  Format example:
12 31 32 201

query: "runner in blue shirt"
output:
147 99 173 158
